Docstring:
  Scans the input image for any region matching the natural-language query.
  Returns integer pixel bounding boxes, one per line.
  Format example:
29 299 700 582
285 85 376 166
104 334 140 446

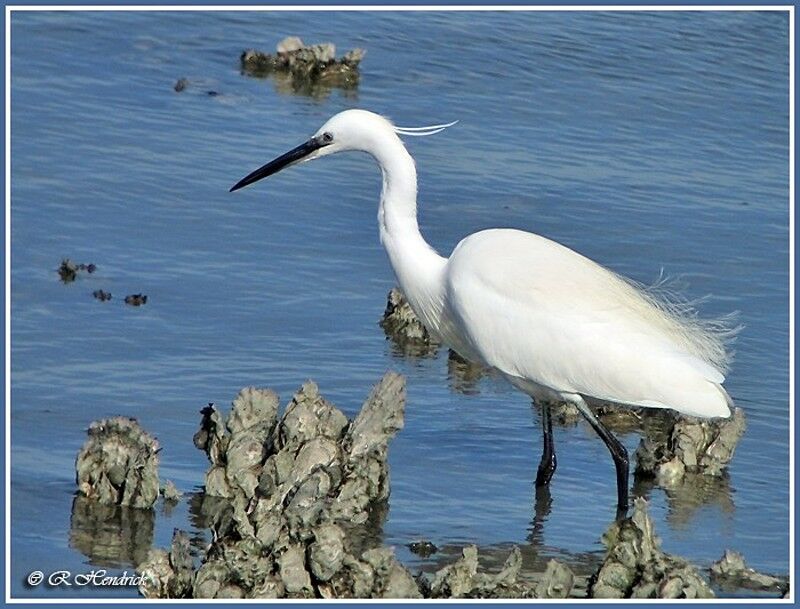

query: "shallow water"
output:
10 10 789 598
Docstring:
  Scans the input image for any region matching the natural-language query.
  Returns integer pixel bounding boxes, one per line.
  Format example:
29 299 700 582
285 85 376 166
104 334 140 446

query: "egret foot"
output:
535 401 557 487
569 395 630 512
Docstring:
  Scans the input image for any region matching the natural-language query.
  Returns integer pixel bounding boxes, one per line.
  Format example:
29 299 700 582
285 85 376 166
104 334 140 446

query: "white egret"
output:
231 109 738 512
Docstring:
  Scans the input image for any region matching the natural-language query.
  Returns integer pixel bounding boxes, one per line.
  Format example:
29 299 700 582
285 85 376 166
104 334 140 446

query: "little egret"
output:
231 109 737 512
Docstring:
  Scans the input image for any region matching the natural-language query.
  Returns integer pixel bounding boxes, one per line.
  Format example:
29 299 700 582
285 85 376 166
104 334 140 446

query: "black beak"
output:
230 136 325 192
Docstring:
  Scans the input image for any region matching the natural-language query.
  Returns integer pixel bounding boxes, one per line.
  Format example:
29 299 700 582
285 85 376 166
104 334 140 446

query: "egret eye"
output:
321 132 334 144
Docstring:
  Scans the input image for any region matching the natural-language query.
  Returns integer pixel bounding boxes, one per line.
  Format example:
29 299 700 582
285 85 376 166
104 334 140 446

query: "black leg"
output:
535 401 557 487
572 396 629 513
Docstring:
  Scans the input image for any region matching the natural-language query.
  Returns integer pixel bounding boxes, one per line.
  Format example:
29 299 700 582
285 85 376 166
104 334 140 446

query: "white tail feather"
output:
619 270 743 374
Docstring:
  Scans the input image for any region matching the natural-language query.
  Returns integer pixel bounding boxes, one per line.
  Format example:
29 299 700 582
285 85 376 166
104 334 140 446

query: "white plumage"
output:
231 108 739 510
443 228 734 418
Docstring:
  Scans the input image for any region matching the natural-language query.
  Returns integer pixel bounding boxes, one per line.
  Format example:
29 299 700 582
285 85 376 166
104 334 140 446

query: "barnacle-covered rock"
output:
379 287 440 357
589 498 713 599
710 549 788 596
160 480 182 502
535 559 575 599
240 36 365 96
75 416 160 508
635 407 745 485
145 373 414 599
138 529 194 599
425 545 556 599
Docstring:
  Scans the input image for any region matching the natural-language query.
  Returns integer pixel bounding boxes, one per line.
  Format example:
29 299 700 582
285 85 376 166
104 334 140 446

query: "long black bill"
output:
230 136 324 192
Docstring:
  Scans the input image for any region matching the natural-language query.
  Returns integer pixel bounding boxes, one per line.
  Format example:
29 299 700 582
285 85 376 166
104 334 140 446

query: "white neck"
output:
370 137 447 335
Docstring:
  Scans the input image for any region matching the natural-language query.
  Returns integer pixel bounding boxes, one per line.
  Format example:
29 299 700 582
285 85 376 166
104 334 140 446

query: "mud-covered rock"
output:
635 407 745 485
589 498 713 599
710 549 788 596
75 416 160 509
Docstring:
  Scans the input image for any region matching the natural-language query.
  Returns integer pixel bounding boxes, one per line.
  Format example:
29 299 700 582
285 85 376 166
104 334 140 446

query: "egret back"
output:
442 228 736 418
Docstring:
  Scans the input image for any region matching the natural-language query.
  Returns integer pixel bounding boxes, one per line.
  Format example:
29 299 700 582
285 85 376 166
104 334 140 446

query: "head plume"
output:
394 120 458 137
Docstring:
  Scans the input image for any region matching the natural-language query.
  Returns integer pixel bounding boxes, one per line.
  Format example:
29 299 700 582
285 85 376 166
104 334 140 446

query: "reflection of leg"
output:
534 484 553 521
535 401 557 487
529 483 553 547
569 394 629 513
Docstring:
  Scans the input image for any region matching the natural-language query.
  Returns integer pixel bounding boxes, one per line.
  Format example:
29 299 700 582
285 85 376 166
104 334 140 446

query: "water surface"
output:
10 10 789 598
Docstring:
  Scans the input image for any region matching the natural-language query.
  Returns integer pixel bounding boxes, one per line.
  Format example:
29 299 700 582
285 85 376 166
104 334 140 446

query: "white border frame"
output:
4 4 795 604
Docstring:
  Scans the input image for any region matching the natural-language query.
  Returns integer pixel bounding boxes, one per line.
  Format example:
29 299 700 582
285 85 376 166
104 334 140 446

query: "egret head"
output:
230 109 456 192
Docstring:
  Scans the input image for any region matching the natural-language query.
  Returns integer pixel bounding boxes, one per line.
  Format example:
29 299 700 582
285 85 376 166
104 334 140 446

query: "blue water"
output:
10 10 789 598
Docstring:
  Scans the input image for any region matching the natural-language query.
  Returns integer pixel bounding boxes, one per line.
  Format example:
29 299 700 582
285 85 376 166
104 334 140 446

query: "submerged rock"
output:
541 399 676 436
172 77 222 97
710 549 788 596
379 288 431 342
635 407 745 485
75 416 160 509
160 480 182 503
408 540 438 558
379 287 439 357
125 293 148 306
589 498 713 599
548 400 581 425
58 258 96 282
446 349 494 395
241 36 365 96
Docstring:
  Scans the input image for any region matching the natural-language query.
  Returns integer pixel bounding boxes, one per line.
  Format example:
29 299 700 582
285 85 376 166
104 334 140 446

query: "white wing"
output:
443 229 733 418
